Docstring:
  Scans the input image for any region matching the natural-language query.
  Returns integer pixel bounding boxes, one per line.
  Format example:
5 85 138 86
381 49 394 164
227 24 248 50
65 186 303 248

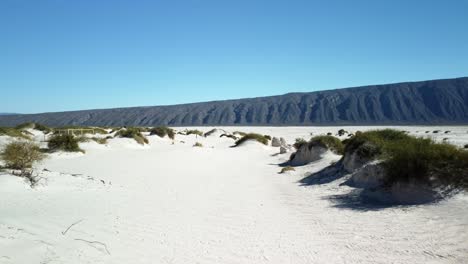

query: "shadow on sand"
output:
297 163 419 211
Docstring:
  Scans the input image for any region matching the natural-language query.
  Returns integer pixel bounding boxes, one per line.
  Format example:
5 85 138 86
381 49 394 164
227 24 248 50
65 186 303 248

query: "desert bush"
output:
465 144 468 149
150 126 175 139
0 127 31 139
15 122 52 134
234 133 270 146
344 129 410 159
382 138 468 190
48 134 83 152
185 129 204 137
433 130 441 133
93 137 108 144
233 131 247 137
115 127 149 145
220 134 238 140
1 141 46 171
193 142 203 147
53 126 108 135
204 129 218 137
309 135 344 155
337 129 347 136
293 138 307 149
264 135 272 140
280 166 295 174
344 129 468 190
327 132 333 136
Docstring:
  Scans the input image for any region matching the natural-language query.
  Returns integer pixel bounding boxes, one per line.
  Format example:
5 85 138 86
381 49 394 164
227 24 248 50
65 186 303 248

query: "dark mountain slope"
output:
1 77 467 127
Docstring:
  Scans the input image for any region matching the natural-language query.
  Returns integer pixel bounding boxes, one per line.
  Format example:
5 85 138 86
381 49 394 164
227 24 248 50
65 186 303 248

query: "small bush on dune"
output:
280 166 295 174
293 138 307 149
115 127 149 145
48 134 83 152
1 141 46 171
465 144 468 149
15 122 52 134
235 133 270 146
193 142 203 147
92 137 108 144
344 129 409 158
186 129 204 137
382 138 468 189
309 135 344 155
150 126 175 139
337 129 348 136
344 129 468 190
233 131 247 137
0 127 31 139
53 126 108 135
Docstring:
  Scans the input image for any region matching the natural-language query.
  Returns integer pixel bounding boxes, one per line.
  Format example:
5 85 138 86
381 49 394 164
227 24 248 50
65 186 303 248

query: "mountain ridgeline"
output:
1 77 467 127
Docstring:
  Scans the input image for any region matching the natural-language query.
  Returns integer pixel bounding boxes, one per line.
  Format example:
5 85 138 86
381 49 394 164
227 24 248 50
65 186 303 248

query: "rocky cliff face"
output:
1 77 467 127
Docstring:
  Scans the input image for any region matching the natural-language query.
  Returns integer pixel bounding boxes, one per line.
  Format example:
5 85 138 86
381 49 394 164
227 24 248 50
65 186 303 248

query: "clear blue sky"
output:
1 0 467 114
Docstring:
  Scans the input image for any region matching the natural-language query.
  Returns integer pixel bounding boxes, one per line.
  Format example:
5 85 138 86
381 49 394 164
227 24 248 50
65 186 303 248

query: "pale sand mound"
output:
0 126 467 263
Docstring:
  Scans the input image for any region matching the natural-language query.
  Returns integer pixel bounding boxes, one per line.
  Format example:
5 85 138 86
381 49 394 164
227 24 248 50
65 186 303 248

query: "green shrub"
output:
0 127 31 139
150 126 175 139
337 129 347 136
293 138 307 149
1 141 46 170
91 137 108 144
383 138 468 189
344 129 409 158
186 129 204 137
233 131 247 137
280 166 295 174
115 127 149 145
309 135 344 155
15 122 52 134
48 134 83 152
193 142 203 147
345 129 468 190
235 133 270 146
53 126 108 135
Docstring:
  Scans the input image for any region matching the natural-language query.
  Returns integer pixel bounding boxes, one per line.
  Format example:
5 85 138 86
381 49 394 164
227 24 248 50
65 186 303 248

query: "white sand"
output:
0 126 467 263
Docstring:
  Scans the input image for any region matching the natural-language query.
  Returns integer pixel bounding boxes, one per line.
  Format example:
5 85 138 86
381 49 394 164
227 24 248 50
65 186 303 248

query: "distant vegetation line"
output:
0 77 467 127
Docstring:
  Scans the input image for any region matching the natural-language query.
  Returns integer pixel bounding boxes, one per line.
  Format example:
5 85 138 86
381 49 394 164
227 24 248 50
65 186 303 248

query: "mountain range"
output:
0 77 467 127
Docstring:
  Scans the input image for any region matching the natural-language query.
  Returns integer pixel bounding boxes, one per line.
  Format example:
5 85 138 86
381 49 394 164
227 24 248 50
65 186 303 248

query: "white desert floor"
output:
0 126 467 264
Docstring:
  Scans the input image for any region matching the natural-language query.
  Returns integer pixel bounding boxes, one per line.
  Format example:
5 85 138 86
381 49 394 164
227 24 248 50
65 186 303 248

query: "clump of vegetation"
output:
465 144 468 149
345 129 468 190
280 166 295 174
220 134 238 140
48 134 83 152
308 135 344 155
233 131 247 137
234 133 270 146
53 126 108 135
0 127 31 139
433 130 441 134
293 138 307 149
193 142 203 147
326 132 333 136
337 129 348 136
1 141 46 171
344 129 409 159
92 137 108 144
15 122 52 134
149 126 175 139
115 127 149 145
185 129 204 137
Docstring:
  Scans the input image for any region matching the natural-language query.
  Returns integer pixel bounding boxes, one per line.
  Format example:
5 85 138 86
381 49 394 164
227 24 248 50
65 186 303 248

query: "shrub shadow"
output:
298 163 345 186
323 189 405 211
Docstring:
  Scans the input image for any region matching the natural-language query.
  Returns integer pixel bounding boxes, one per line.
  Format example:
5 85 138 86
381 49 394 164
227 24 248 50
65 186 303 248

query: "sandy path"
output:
1 127 467 263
